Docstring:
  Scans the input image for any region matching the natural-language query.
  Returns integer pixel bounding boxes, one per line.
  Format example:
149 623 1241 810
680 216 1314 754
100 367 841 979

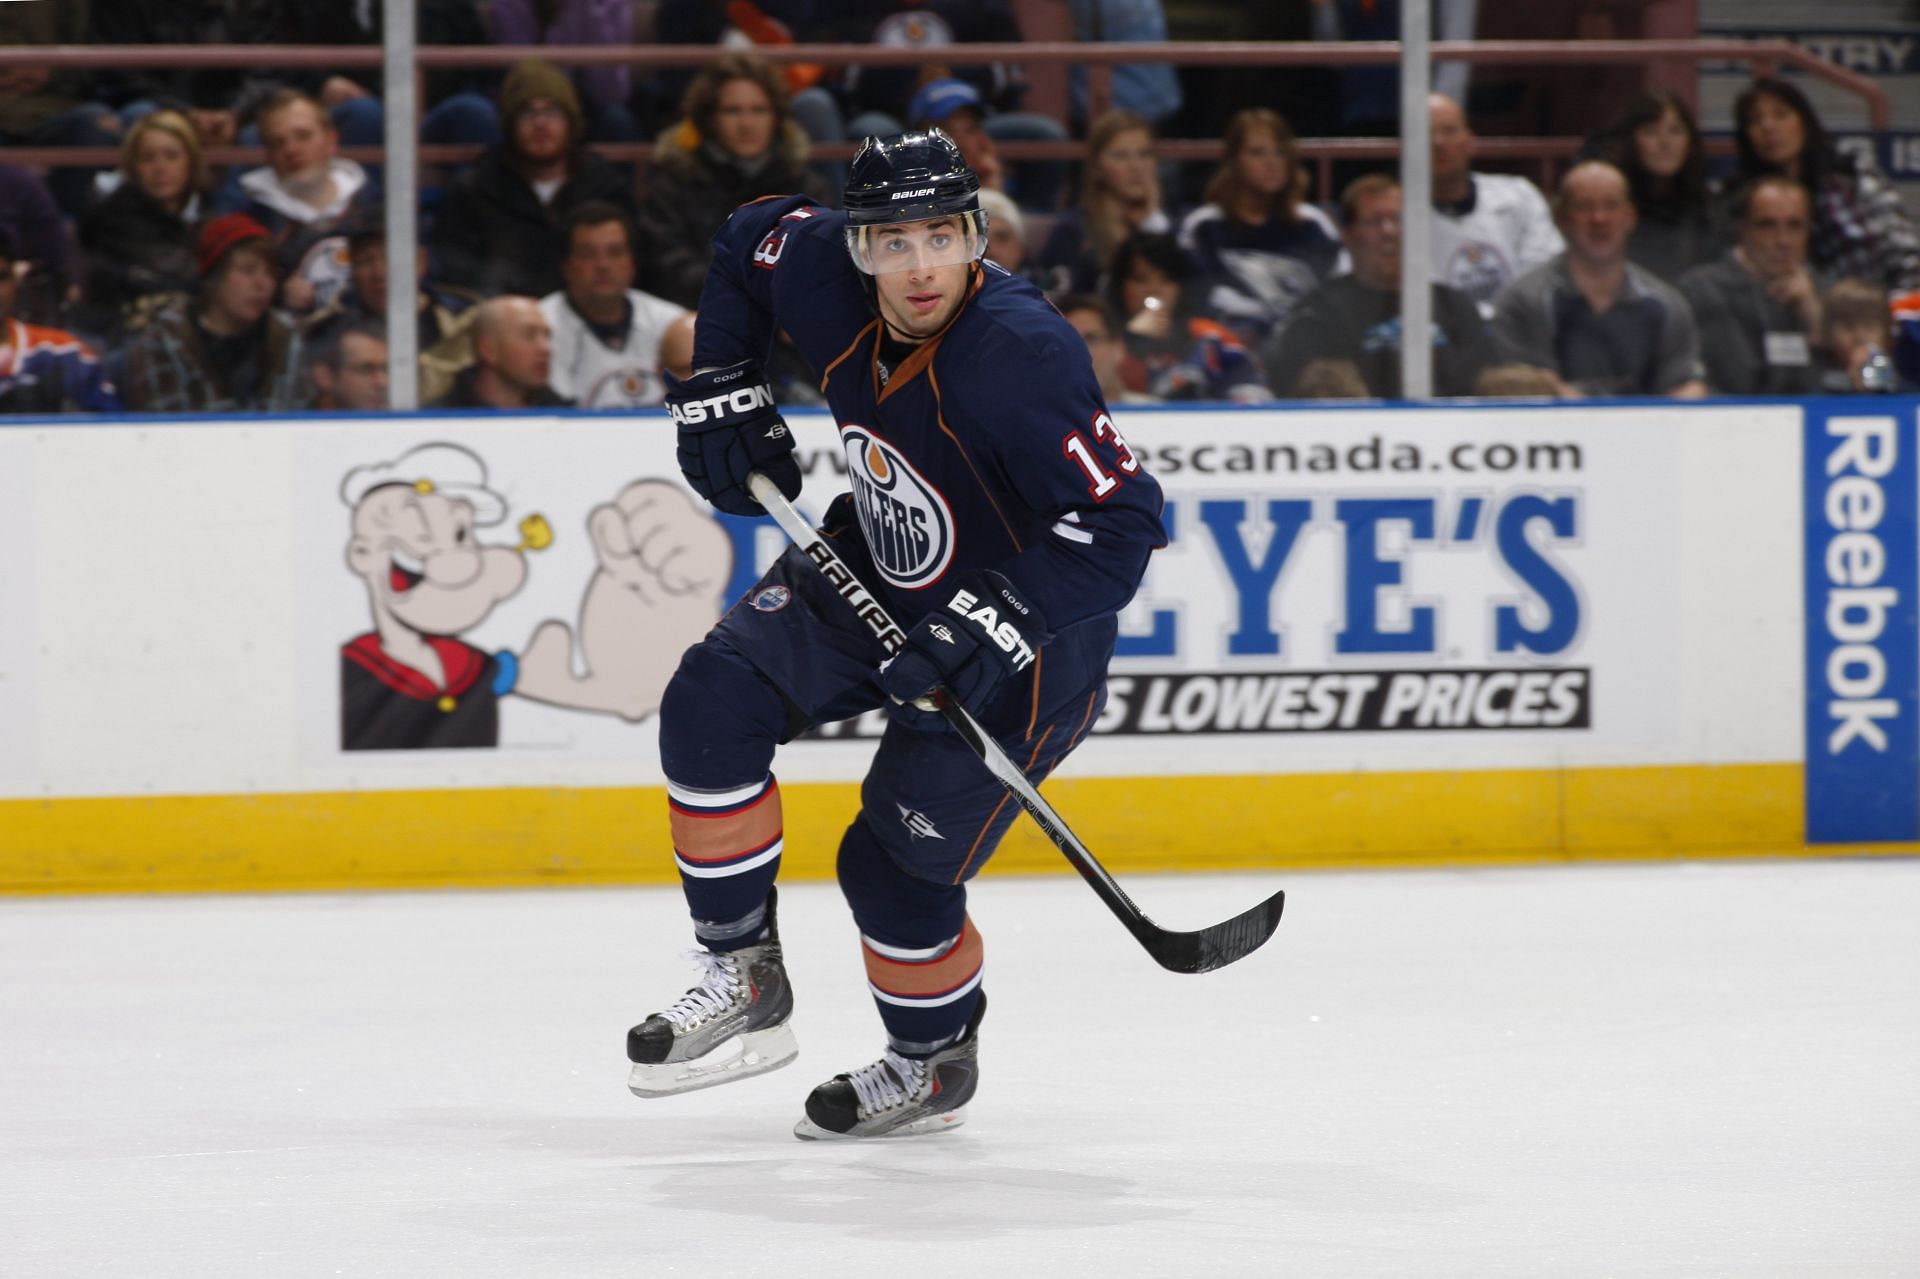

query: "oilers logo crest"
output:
1444 241 1513 305
841 426 955 590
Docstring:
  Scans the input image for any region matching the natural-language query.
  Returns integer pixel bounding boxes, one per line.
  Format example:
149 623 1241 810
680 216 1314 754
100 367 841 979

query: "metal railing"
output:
1 38 1892 199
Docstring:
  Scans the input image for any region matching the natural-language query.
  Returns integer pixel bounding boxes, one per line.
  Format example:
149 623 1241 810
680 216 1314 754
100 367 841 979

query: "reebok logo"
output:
1819 416 1900 752
1802 406 1920 845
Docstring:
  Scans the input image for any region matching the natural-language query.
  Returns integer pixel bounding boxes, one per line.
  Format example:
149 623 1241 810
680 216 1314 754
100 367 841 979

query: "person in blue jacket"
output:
626 130 1166 1140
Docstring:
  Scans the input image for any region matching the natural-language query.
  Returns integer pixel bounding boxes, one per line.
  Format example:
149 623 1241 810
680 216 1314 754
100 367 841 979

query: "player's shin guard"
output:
657 643 789 950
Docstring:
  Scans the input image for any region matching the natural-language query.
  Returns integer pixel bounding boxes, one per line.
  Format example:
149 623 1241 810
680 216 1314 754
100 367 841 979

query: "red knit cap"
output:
196 213 272 278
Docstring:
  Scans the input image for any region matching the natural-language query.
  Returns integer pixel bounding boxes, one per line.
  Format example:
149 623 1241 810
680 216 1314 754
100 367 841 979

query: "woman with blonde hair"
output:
636 51 836 309
1036 111 1174 295
1177 108 1341 339
77 109 210 341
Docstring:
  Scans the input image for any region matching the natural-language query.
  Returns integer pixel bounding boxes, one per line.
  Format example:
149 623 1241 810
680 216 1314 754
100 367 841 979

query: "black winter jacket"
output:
77 186 203 341
635 127 834 309
431 146 636 300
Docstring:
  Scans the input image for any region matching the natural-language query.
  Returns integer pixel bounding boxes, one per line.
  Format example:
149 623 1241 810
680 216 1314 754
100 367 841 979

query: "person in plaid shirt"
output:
1727 77 1920 295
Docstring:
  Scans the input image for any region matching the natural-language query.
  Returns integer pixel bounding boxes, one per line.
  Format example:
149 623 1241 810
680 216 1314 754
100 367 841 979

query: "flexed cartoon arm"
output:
515 480 733 721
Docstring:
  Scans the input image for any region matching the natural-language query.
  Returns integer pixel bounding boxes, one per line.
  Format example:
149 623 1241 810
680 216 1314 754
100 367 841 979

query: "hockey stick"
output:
745 471 1284 974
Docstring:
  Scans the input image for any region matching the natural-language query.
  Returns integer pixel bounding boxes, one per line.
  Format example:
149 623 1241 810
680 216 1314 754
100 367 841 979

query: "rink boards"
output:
1 399 1914 892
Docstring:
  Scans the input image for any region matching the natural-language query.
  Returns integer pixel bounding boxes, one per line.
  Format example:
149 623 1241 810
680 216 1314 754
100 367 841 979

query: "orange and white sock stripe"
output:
667 775 784 879
860 917 984 1008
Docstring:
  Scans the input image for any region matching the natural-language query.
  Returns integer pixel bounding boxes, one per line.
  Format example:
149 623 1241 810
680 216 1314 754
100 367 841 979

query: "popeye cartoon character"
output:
339 442 730 750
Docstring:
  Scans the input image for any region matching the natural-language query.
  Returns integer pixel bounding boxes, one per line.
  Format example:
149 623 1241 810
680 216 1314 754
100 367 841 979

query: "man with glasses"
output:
432 60 635 300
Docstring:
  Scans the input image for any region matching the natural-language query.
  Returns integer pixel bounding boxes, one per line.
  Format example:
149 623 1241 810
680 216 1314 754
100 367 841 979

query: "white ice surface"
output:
3 860 1917 1278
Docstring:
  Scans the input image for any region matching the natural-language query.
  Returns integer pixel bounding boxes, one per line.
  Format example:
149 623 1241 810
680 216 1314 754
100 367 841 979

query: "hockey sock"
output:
668 774 784 952
657 641 790 952
836 812 983 1054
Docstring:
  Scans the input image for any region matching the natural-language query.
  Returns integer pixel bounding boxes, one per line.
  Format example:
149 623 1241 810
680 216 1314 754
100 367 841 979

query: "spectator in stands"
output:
1429 93 1564 315
1037 112 1174 296
1178 108 1342 341
432 296 569 409
541 202 691 408
1588 89 1717 286
303 207 479 405
1727 77 1920 295
1820 279 1901 393
1679 176 1826 396
0 229 121 414
813 0 1030 136
1262 175 1493 399
433 59 636 300
1069 0 1183 129
89 0 289 148
1290 358 1371 400
77 110 208 343
487 0 643 141
1473 363 1573 398
975 188 1050 292
122 214 306 412
1106 233 1268 402
906 79 1007 194
1491 161 1706 399
905 76 1070 214
308 318 390 411
0 0 122 217
1058 292 1160 405
232 89 374 315
636 52 833 310
0 162 75 324
288 3 500 154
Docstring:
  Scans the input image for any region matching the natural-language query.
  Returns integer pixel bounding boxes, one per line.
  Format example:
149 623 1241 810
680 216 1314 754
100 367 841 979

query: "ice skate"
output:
793 994 984 1140
627 890 796 1098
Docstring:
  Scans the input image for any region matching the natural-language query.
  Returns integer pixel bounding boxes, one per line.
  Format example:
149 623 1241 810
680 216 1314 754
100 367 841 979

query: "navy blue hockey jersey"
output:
694 194 1167 731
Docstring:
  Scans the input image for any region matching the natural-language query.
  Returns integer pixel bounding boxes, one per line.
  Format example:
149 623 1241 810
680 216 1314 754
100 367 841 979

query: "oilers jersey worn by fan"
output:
693 193 1167 733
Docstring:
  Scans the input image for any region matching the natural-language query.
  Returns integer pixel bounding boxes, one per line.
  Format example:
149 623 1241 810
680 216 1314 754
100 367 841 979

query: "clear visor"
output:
845 209 989 275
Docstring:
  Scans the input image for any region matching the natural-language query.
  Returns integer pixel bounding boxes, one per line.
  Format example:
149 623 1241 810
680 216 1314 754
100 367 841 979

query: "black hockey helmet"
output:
842 130 989 275
843 129 981 224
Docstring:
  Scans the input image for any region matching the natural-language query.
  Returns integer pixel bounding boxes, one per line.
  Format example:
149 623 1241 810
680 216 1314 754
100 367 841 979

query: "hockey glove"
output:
882 570 1053 721
667 360 801 517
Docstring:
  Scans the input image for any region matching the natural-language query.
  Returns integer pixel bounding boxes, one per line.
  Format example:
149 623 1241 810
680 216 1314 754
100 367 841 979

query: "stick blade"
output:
1142 889 1286 974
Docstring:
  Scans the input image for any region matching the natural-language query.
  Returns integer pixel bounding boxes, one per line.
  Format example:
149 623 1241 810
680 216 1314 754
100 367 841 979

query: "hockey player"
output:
627 131 1165 1139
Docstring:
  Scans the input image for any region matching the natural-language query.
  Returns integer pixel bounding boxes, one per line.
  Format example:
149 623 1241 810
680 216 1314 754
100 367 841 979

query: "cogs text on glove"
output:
666 360 801 517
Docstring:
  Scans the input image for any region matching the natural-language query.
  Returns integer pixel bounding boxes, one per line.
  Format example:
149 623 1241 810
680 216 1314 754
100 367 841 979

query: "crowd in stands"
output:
2 1 1918 417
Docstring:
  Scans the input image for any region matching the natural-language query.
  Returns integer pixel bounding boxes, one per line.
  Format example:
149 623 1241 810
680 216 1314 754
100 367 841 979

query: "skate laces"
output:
660 950 744 1028
847 1050 927 1116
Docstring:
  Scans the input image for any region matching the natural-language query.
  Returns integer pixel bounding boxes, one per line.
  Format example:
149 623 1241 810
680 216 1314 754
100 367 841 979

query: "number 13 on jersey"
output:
1062 412 1142 501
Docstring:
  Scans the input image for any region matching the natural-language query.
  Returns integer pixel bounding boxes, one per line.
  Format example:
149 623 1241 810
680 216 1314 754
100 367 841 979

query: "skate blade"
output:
628 1023 798 1098
792 1105 968 1141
